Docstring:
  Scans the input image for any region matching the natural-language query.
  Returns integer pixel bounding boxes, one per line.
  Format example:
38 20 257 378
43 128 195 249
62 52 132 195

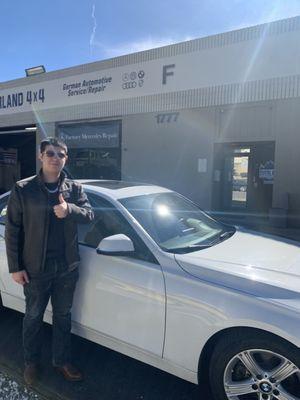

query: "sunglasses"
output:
43 150 67 159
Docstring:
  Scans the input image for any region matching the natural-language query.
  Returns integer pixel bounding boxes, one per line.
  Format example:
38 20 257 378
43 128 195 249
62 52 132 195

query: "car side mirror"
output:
96 234 135 256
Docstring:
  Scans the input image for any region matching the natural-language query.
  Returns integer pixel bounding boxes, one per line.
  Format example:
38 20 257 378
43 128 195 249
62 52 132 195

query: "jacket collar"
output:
37 168 67 192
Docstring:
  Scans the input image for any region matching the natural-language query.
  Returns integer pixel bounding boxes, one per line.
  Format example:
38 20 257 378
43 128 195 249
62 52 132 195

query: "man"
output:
5 137 94 386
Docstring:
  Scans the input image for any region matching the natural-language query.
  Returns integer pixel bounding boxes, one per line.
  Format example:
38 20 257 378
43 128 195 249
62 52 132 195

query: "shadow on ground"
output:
0 307 212 400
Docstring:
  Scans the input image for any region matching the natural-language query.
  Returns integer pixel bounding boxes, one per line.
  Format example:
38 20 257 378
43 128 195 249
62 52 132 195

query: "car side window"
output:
78 193 158 264
0 195 9 225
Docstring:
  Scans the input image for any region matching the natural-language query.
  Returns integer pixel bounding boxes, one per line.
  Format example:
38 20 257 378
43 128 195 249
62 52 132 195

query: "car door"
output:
0 194 24 301
72 193 166 356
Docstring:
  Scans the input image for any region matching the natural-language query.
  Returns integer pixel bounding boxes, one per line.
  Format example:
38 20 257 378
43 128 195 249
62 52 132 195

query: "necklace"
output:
45 185 59 193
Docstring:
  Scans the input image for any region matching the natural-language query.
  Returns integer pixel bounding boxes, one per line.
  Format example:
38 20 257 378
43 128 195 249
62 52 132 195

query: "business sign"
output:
58 121 120 148
0 29 299 116
259 161 274 184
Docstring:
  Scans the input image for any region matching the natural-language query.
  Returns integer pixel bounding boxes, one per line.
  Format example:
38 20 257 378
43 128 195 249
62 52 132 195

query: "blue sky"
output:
1 0 300 83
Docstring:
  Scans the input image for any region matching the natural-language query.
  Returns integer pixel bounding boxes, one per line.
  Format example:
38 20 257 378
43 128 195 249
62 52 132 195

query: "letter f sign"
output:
162 64 175 85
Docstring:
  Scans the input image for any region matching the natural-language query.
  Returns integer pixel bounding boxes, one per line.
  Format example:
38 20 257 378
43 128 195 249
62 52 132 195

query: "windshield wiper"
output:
165 244 213 254
163 228 236 254
219 230 236 240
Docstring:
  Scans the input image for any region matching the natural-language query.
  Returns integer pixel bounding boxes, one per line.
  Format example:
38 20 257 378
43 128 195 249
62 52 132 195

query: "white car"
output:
0 180 300 400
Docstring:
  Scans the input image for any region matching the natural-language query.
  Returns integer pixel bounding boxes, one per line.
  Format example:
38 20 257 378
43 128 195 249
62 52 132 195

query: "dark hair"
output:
40 137 68 154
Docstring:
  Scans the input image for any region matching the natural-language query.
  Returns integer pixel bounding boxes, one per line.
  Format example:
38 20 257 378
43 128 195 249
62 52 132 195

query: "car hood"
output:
174 228 300 296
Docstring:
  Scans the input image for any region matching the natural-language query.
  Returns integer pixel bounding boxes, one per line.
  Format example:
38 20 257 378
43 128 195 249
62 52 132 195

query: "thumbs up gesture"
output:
53 193 69 219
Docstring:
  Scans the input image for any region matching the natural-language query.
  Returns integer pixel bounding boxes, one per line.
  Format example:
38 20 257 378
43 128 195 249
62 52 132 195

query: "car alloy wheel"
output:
224 349 299 399
209 331 300 400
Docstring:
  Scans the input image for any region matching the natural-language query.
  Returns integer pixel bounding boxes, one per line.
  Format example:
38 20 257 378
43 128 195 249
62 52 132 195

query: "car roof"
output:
78 180 172 200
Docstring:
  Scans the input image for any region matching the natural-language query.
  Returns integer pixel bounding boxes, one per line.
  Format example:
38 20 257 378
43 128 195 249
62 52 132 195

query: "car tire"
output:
209 330 300 400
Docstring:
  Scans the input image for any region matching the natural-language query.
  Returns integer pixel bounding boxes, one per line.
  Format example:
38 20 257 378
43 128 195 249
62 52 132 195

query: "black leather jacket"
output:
5 170 94 275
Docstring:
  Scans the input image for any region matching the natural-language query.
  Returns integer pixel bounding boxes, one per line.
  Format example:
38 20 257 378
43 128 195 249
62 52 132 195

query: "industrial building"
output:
1 16 300 226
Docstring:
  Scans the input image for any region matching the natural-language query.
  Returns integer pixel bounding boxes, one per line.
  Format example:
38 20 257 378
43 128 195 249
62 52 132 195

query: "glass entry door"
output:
223 148 250 210
231 149 250 208
221 143 274 214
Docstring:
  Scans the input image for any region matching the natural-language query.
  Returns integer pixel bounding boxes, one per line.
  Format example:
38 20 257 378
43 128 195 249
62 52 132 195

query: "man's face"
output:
39 144 68 175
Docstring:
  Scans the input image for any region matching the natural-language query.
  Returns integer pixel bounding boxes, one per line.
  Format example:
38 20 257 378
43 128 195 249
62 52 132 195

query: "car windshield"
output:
120 192 229 253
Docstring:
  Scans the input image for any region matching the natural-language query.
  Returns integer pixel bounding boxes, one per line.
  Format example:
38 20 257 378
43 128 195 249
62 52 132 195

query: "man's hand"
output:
53 194 69 219
12 270 29 285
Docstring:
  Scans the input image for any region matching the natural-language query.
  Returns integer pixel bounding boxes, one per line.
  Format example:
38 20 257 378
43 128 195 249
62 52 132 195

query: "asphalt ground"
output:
0 307 212 400
0 369 44 400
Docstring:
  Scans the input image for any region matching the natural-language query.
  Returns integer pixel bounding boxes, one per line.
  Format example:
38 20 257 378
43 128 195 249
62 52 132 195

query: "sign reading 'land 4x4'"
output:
0 89 45 109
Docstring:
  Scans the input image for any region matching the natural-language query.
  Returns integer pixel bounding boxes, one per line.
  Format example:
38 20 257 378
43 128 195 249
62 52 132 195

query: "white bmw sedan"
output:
1 180 300 400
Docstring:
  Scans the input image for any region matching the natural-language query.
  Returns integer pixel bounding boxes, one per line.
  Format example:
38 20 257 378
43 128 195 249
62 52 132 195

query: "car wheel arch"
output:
197 326 299 385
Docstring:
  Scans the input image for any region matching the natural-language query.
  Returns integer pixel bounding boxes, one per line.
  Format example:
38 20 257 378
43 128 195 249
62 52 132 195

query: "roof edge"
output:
1 15 300 89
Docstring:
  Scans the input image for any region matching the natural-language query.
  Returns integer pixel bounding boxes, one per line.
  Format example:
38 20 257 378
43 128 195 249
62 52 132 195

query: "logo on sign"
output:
122 73 130 82
122 82 137 89
121 70 145 90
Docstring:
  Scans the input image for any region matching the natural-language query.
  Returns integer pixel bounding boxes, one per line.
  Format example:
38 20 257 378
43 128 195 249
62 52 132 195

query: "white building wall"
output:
215 102 275 143
272 98 300 224
122 109 216 209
